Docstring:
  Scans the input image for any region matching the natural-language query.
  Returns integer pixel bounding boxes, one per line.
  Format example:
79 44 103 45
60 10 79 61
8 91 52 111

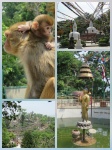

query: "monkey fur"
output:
4 22 55 99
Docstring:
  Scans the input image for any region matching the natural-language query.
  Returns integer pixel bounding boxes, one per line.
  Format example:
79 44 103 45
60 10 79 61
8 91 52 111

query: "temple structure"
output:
69 20 80 40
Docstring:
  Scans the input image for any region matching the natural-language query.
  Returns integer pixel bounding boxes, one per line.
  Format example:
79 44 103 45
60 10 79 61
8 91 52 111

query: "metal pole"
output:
103 79 105 100
91 80 94 118
82 129 85 141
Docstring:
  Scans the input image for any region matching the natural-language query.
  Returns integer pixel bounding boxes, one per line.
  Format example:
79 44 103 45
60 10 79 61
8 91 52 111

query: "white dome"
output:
87 27 97 33
69 31 80 40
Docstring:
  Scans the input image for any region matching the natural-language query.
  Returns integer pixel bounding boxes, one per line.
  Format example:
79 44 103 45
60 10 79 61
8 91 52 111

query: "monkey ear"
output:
32 22 39 30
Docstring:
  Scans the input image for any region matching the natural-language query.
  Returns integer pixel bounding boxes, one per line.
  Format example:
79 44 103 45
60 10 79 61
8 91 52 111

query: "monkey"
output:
18 14 55 50
4 21 55 99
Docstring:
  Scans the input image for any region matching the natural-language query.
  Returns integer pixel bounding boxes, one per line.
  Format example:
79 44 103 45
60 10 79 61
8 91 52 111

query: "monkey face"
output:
40 22 53 37
43 25 53 36
4 30 21 55
4 23 26 55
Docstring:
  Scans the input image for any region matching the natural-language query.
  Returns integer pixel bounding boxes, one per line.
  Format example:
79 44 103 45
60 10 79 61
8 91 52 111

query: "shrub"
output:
99 36 110 46
59 38 69 48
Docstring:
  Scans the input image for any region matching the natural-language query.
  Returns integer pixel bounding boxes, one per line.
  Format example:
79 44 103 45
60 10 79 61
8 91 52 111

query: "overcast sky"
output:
18 101 55 117
57 2 109 22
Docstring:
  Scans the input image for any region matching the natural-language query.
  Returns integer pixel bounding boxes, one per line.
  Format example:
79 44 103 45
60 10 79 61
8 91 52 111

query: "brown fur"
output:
31 14 54 40
4 22 55 99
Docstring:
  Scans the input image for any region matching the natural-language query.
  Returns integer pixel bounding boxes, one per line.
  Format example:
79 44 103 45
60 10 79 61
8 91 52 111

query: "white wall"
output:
57 108 110 119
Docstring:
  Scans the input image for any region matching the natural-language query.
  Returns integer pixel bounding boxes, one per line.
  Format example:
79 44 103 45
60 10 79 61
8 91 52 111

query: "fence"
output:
57 96 110 109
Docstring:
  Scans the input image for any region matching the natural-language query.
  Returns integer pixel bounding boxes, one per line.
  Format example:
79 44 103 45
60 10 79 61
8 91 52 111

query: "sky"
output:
18 101 55 117
57 2 109 22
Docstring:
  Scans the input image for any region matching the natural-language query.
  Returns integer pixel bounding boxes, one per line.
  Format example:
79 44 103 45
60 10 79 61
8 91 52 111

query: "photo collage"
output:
1 1 111 149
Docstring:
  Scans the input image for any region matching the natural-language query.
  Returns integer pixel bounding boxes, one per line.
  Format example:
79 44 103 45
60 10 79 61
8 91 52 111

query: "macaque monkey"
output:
18 14 55 50
4 20 55 99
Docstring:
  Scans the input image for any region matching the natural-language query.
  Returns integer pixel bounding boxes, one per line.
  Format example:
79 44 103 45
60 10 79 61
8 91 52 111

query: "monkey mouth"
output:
4 40 10 51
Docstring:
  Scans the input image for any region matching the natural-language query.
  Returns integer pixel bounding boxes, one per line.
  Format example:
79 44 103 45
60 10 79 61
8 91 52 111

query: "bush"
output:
74 40 86 47
59 38 69 48
99 36 110 46
59 38 86 48
81 40 86 47
8 143 17 148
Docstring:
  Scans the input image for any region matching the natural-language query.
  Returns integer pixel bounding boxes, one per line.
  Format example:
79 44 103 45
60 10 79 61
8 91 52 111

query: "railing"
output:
57 96 110 109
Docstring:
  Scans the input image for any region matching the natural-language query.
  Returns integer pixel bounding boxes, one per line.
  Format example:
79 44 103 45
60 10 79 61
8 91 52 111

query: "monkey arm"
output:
18 21 32 32
45 42 55 50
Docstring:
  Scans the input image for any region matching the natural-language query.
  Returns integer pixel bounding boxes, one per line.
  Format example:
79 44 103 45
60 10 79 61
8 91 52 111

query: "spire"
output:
73 20 77 32
89 20 93 27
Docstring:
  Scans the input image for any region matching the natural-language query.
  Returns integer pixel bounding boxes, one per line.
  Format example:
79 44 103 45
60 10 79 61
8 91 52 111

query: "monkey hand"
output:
18 25 30 33
45 42 52 50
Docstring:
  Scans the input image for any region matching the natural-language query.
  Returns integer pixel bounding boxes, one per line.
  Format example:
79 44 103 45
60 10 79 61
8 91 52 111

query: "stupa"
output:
87 20 97 34
69 20 80 40
69 20 82 49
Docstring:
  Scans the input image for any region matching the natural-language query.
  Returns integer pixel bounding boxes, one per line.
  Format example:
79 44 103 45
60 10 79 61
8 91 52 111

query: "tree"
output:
57 51 82 95
2 119 15 148
57 51 110 98
2 119 11 148
20 114 25 126
2 101 21 120
21 131 35 148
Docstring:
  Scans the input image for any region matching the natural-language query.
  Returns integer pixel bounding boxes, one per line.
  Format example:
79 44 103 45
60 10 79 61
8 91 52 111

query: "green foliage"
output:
2 119 16 148
39 3 47 14
57 51 110 98
81 40 86 47
20 114 25 126
2 101 55 148
20 114 55 148
74 40 86 47
99 36 110 46
59 36 86 48
2 2 36 26
2 120 11 148
21 131 35 148
94 10 110 35
58 124 110 148
21 129 55 148
59 35 69 48
57 51 82 93
8 143 17 148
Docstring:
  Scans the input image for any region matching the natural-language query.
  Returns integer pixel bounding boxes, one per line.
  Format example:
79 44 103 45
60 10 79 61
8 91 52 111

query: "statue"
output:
79 89 90 121
68 36 75 49
69 20 80 41
73 20 77 32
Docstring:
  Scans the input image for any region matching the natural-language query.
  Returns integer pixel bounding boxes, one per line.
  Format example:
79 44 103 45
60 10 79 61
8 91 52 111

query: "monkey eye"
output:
46 26 50 30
